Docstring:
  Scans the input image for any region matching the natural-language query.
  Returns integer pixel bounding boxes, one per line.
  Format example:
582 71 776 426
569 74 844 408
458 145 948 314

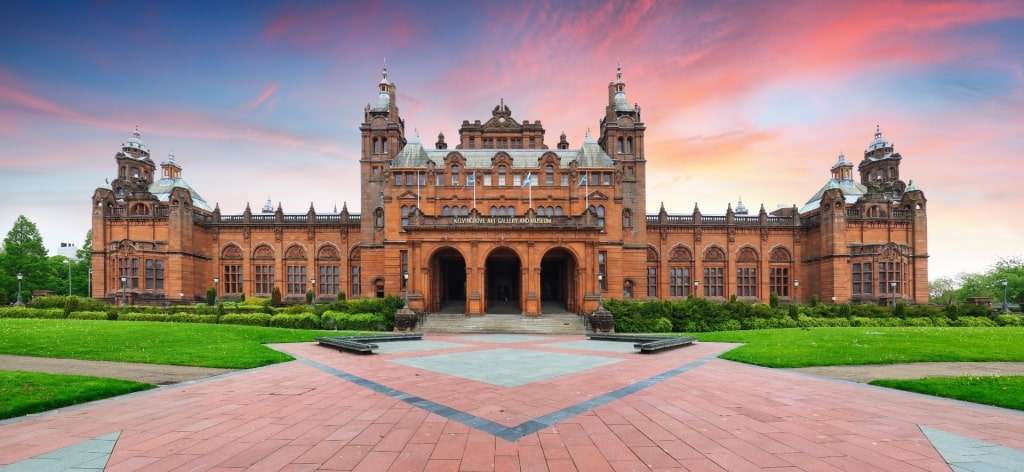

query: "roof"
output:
148 178 213 211
391 140 615 169
799 178 868 213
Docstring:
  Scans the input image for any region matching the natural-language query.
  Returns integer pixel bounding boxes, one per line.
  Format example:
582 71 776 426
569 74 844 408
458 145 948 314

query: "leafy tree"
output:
929 276 958 304
0 215 49 302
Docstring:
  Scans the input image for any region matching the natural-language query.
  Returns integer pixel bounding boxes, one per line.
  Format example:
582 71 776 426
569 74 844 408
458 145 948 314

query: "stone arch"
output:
316 243 340 261
646 245 660 262
252 244 274 260
348 246 361 261
284 244 307 260
736 246 759 262
769 245 793 262
221 244 243 260
668 244 693 261
702 245 726 262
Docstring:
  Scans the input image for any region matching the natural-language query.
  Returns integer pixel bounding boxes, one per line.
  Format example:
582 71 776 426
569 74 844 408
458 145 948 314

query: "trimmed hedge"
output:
119 312 170 322
67 311 110 321
270 313 320 329
322 312 390 331
220 313 272 327
0 307 65 319
169 313 218 324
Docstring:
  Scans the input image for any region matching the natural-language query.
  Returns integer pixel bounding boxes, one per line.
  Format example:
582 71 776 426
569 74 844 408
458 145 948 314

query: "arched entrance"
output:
428 247 466 313
485 247 521 314
540 248 578 313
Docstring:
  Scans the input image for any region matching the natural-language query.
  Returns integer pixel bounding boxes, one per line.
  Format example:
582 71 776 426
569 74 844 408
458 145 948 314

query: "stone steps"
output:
420 312 587 334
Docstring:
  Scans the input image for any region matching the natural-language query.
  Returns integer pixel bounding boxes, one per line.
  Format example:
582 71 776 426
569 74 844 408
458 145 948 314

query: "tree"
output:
929 276 958 304
0 215 49 301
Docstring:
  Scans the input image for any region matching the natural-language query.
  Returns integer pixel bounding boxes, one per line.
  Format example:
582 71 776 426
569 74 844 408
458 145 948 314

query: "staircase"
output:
420 312 587 334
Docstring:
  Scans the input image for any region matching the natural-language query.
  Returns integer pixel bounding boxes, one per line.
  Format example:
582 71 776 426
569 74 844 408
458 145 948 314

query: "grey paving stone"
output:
390 348 622 387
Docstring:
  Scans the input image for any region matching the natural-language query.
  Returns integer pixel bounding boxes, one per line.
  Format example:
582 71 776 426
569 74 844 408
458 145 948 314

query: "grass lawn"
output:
870 376 1024 411
692 327 1024 368
0 318 365 369
0 371 154 420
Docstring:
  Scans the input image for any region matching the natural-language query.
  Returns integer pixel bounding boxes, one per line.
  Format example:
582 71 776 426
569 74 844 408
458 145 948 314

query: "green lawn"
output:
0 318 358 369
693 327 1024 368
870 376 1024 411
0 371 154 420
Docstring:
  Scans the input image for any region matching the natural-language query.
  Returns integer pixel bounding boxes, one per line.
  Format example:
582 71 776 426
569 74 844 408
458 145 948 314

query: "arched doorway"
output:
485 247 521 314
540 248 578 313
428 247 466 313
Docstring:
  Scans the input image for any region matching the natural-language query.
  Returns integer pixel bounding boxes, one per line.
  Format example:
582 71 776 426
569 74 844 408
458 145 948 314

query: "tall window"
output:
351 266 361 295
736 268 757 297
117 257 140 289
878 262 901 295
401 251 408 289
498 165 507 186
402 205 411 226
623 280 634 298
590 205 605 227
545 165 554 185
647 267 657 298
852 262 872 294
222 264 241 294
287 265 306 295
598 251 607 291
451 165 460 186
703 267 724 297
255 265 274 296
318 265 339 295
626 137 633 153
669 267 690 297
405 173 414 185
617 137 624 153
145 259 164 290
769 267 789 297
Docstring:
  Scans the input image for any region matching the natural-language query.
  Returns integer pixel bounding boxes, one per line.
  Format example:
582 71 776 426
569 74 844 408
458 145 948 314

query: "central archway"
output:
485 247 521 314
428 247 466 313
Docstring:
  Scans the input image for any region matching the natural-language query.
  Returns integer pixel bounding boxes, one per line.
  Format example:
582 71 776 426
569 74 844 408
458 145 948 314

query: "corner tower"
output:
359 65 407 243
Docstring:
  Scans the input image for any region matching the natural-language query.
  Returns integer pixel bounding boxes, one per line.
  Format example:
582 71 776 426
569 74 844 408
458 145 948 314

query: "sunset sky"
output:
1 0 1022 282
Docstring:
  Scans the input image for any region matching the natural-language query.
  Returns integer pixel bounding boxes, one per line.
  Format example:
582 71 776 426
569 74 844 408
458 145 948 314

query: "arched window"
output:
555 206 563 216
509 206 516 216
623 209 632 228
536 207 546 217
451 165 460 186
498 165 507 186
490 206 497 216
545 165 554 185
382 139 388 154
373 138 380 154
375 208 384 227
461 206 469 216
626 137 633 153
888 167 895 179
498 207 506 216
623 280 633 298
442 206 451 216
617 137 624 154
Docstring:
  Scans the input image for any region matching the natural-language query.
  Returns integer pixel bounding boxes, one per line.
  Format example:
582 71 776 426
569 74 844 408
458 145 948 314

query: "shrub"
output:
995 314 1024 327
279 305 313 315
169 313 218 324
206 287 216 306
953 316 997 327
271 287 282 307
769 292 780 308
220 313 271 327
68 311 109 320
0 307 65 319
270 313 320 329
119 312 170 322
322 311 390 331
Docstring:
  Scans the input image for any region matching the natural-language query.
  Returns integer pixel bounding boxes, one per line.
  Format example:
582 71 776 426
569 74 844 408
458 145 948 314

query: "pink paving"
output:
1 334 1022 471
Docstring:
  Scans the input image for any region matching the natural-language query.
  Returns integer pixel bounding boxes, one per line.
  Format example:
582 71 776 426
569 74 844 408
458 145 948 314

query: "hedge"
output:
119 312 170 322
0 307 65 319
269 313 320 329
67 311 110 321
322 312 390 331
220 313 272 327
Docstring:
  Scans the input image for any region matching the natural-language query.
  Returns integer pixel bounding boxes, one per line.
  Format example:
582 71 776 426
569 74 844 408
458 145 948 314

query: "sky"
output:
0 0 1022 282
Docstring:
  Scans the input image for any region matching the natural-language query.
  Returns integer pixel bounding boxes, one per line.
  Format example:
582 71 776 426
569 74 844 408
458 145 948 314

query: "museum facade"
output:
90 66 929 315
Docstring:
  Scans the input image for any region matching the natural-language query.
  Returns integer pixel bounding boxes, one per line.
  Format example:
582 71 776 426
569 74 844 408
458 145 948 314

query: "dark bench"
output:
316 332 424 354
633 337 696 353
587 333 696 353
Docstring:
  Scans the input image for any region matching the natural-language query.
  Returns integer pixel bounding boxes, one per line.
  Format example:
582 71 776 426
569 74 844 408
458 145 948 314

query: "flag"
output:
465 173 475 188
522 172 532 188
578 173 586 186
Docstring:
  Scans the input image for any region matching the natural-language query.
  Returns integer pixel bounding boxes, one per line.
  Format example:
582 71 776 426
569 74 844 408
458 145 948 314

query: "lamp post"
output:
310 278 316 309
693 280 699 297
890 280 897 309
213 276 220 308
597 273 604 309
403 272 409 308
66 259 72 296
1000 279 1009 313
120 276 127 308
16 272 23 305
794 279 800 305
88 269 93 299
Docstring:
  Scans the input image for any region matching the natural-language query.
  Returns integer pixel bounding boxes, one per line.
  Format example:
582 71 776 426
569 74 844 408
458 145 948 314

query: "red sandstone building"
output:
90 66 928 314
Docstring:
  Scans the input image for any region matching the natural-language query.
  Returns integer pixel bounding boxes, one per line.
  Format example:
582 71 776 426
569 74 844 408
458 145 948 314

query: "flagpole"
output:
472 172 476 210
529 178 533 209
416 171 421 207
585 172 589 209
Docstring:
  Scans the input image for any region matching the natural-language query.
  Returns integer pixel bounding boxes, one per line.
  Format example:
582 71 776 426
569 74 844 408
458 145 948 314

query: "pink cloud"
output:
241 83 279 112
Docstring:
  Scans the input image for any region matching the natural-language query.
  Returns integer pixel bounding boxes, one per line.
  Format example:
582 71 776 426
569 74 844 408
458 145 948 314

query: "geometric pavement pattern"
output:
2 334 1024 470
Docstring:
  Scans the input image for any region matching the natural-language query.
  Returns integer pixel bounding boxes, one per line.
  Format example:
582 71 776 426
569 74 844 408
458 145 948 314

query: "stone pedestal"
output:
394 307 418 331
588 307 615 333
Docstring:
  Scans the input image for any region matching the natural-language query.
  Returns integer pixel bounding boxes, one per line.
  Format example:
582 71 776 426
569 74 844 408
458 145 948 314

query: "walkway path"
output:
1 335 1022 471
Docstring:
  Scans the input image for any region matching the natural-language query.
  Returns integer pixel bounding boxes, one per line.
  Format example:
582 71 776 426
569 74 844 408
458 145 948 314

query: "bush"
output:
207 287 217 306
0 307 65 319
769 292 779 308
169 313 219 324
270 313 320 329
271 287 282 307
68 311 109 320
220 313 271 327
119 312 170 322
322 311 390 331
995 314 1024 327
953 316 997 327
279 305 313 315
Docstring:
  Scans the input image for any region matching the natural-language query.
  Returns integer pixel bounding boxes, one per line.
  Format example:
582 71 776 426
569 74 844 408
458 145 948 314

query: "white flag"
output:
522 172 532 188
